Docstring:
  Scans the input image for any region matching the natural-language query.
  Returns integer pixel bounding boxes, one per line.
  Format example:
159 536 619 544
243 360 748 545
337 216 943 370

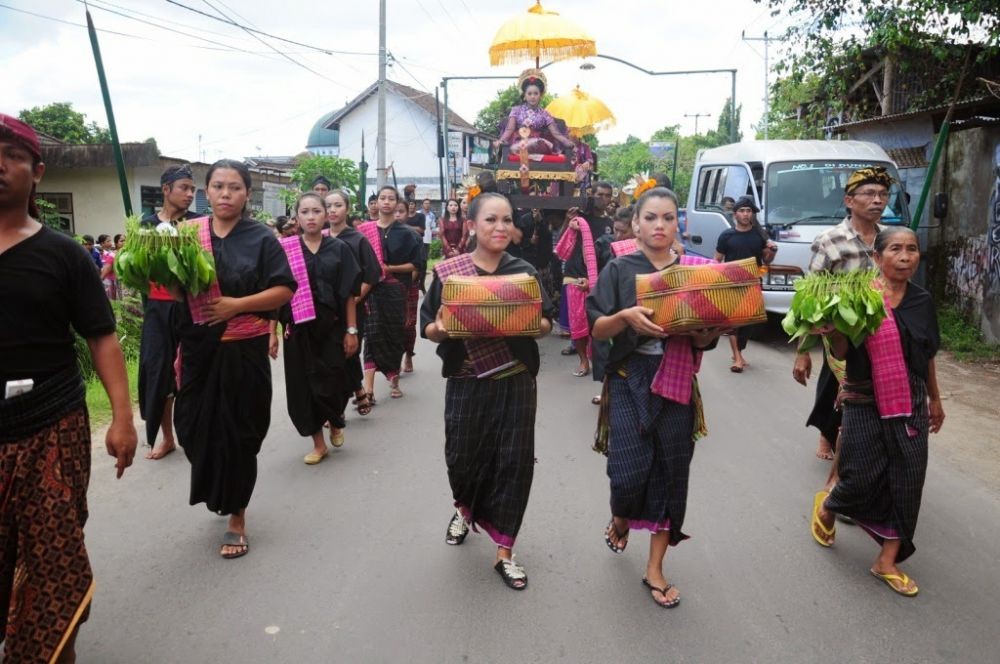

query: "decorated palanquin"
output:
636 257 767 333
493 68 588 211
441 274 543 338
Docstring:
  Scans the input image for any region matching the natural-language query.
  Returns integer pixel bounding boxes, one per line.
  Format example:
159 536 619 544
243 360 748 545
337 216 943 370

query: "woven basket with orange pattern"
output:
442 273 542 337
636 257 766 333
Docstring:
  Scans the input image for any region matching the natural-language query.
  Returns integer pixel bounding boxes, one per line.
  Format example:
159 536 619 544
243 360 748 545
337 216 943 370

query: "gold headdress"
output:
517 68 547 93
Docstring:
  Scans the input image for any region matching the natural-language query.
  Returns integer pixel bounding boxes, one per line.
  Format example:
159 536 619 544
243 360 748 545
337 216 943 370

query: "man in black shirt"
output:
0 115 137 663
140 164 198 460
714 195 777 372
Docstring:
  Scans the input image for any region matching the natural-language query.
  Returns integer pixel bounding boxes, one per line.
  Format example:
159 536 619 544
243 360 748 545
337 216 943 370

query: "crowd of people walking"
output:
1 112 947 661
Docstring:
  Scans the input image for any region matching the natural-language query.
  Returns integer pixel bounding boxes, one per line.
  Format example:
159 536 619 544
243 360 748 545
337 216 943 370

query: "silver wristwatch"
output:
346 326 359 335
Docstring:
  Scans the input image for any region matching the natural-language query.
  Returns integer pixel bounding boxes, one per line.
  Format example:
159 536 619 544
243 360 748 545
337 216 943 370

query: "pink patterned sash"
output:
650 254 715 404
279 236 317 324
185 217 222 325
611 238 638 257
358 221 389 281
865 294 912 418
555 217 599 286
435 254 519 378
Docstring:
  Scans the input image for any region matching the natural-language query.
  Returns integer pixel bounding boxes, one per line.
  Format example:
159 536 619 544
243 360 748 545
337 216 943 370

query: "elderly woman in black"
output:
811 227 945 596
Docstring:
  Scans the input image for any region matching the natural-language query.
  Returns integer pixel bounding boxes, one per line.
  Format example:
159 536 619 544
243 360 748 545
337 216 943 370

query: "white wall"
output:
37 166 159 238
337 90 465 198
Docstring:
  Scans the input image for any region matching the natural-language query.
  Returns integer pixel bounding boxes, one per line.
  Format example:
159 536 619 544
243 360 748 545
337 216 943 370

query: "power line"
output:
163 0 378 57
84 0 259 42
435 0 462 31
197 0 355 90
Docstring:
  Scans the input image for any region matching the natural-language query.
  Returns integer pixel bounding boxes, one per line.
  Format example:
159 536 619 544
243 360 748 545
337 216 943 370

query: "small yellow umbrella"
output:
489 1 597 68
546 85 616 134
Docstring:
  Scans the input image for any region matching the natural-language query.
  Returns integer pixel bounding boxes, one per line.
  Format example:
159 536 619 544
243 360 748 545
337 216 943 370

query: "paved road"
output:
77 322 1000 663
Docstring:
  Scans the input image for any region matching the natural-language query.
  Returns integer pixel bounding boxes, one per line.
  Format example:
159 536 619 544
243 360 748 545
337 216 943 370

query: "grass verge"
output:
938 305 1000 363
85 359 140 428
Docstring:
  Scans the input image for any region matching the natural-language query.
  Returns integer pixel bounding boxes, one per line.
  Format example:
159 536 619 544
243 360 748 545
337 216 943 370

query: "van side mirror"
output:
933 192 948 219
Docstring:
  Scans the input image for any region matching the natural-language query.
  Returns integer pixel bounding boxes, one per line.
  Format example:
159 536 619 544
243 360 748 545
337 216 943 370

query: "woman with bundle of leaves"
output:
173 160 295 559
810 227 944 597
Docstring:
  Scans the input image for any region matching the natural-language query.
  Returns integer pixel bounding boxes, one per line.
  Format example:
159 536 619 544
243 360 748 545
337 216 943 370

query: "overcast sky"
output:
2 0 800 163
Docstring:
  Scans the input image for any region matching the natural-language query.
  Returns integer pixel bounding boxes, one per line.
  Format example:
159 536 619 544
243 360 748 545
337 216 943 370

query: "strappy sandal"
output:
355 393 373 416
642 577 681 608
494 557 528 590
605 518 629 554
445 510 469 545
390 380 403 398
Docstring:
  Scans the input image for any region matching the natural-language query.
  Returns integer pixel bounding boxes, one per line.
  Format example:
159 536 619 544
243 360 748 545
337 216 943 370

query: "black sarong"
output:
284 305 348 435
445 371 536 548
606 354 695 544
174 329 271 516
807 357 842 446
826 376 929 562
363 280 406 379
138 298 179 445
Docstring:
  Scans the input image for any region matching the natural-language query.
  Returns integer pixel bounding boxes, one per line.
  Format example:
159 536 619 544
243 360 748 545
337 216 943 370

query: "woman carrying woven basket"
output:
587 187 727 609
421 192 555 591
810 226 944 597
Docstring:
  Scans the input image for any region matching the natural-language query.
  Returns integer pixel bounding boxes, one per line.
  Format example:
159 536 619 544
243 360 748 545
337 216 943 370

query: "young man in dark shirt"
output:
0 114 137 663
714 195 777 372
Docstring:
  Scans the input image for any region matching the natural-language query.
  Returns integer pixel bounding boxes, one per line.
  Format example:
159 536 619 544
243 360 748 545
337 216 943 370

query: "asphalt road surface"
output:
75 323 1000 663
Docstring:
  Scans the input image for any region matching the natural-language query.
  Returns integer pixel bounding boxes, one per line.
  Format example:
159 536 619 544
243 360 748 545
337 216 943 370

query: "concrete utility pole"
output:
742 30 779 140
376 0 387 187
684 112 711 135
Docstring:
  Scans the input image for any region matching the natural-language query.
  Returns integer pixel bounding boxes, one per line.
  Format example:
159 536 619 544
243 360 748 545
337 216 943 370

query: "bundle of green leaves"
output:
114 215 217 295
781 269 886 350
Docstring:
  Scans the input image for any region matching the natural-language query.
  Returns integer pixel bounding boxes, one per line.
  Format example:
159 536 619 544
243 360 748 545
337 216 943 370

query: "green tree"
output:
595 135 655 189
278 153 361 211
474 85 554 136
757 74 824 139
764 0 999 118
18 102 111 143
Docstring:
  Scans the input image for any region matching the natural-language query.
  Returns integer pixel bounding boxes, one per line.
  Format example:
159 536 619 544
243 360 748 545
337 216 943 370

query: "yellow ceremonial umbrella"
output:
489 1 597 68
546 85 616 134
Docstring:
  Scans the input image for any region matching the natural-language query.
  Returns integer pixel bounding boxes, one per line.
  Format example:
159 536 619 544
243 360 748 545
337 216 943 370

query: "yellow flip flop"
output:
811 491 835 547
870 569 919 597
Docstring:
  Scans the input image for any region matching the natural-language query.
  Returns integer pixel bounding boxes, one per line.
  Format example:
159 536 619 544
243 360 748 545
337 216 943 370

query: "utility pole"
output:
742 30 779 140
684 112 711 135
376 0 387 187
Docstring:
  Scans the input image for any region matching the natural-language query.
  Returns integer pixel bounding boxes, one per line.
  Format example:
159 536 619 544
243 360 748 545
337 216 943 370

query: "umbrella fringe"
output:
489 43 597 67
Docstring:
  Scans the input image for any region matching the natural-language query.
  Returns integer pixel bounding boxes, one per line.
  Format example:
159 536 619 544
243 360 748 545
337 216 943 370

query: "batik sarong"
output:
363 279 406 380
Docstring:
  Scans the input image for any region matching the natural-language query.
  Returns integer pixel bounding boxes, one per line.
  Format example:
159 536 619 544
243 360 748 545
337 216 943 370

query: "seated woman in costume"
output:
494 69 576 160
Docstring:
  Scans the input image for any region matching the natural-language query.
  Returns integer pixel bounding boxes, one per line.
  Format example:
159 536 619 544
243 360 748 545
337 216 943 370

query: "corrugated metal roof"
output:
830 96 995 131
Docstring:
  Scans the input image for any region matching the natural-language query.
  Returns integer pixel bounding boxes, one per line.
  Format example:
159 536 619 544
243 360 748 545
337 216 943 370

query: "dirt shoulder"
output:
931 352 1000 488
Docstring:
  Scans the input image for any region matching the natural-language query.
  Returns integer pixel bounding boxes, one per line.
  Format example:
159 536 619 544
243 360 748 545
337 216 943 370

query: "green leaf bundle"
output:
114 215 217 295
781 269 886 351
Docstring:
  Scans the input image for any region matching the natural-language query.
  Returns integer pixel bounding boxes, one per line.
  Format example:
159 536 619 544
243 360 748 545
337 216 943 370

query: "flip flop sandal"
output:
494 558 528 590
591 395 602 405
573 368 591 377
560 346 577 355
869 569 919 597
390 386 403 398
605 518 629 554
220 531 249 559
642 578 681 608
730 364 744 373
811 490 835 547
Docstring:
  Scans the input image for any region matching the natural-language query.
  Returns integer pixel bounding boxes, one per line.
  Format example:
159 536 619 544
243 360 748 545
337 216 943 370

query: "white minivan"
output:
685 140 910 313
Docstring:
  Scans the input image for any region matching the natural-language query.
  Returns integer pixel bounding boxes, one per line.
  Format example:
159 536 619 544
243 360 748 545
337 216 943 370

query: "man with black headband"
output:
311 175 332 196
793 166 893 465
0 113 137 662
139 164 198 460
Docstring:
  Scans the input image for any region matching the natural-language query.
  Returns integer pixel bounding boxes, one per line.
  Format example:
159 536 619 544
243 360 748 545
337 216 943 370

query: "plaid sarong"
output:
650 254 714 405
435 254 518 378
866 294 912 419
279 236 317 324
611 238 638 257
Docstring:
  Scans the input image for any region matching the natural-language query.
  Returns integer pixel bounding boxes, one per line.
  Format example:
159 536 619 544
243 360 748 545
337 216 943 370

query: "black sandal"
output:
445 511 469 545
355 393 373 416
494 557 528 590
642 577 680 608
605 518 629 554
220 531 249 559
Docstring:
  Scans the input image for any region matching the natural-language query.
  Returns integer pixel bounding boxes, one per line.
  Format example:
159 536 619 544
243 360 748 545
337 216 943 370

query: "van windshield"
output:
765 161 907 226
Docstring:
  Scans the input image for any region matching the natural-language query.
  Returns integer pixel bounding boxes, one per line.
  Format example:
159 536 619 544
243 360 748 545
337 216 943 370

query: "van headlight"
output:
769 274 787 285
